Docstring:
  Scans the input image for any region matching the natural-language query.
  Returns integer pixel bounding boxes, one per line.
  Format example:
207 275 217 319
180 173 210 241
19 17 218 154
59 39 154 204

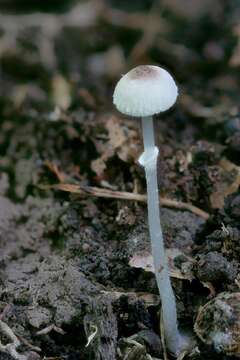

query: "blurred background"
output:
0 0 240 108
0 0 240 205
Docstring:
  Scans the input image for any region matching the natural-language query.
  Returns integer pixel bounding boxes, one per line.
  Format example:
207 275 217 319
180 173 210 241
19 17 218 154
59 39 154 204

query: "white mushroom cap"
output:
113 65 178 117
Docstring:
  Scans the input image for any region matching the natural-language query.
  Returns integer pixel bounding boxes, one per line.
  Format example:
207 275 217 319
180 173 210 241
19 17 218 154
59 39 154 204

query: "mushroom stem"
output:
139 116 180 355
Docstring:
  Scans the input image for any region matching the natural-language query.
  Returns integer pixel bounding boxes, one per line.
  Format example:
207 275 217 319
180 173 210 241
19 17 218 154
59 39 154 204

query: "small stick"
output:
39 182 209 220
44 160 66 183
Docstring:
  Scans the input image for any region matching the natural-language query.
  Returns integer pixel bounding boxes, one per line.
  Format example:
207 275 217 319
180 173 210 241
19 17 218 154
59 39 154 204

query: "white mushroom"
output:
113 65 186 356
113 65 178 117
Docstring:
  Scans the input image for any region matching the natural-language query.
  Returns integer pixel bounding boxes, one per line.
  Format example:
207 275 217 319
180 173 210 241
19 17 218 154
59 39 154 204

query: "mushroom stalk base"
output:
139 116 180 355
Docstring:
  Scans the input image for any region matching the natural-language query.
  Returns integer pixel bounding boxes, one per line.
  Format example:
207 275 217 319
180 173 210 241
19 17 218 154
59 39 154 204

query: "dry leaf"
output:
129 249 216 296
91 115 140 176
129 248 195 282
91 158 107 177
210 158 240 209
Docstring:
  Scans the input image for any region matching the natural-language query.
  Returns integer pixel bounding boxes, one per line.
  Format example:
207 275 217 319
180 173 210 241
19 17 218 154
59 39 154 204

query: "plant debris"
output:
1 0 240 359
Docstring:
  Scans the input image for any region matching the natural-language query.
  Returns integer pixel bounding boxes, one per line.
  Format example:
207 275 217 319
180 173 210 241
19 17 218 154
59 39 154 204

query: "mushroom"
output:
113 65 185 355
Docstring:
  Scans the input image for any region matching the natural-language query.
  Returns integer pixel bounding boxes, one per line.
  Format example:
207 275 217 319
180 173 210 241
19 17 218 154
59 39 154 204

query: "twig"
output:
39 182 209 220
85 324 98 347
44 160 65 183
16 334 41 353
36 324 65 336
0 320 27 360
177 350 188 360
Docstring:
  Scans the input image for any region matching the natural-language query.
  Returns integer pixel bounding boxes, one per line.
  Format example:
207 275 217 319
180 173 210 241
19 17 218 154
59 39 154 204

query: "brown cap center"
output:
128 65 158 80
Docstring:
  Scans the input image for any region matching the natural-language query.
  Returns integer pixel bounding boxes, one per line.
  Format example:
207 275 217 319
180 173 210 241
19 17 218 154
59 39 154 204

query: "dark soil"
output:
0 1 240 359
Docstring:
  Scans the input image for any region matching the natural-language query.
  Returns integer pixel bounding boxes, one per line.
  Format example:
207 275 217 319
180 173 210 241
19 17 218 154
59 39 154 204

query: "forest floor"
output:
0 1 240 359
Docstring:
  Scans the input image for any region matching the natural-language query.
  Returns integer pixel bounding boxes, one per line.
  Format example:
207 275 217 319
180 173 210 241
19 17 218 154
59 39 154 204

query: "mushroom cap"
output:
113 65 178 117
